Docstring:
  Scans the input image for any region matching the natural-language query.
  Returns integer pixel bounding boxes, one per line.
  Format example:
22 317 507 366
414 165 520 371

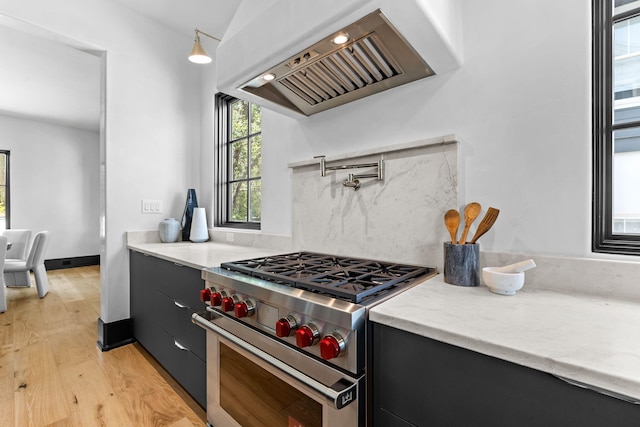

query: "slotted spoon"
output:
469 207 500 244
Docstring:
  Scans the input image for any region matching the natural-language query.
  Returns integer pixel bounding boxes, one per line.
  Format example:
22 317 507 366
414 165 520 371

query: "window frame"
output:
0 150 9 231
593 0 640 254
215 93 262 230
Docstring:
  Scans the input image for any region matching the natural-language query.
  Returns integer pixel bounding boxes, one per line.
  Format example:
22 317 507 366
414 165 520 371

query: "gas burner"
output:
221 252 435 303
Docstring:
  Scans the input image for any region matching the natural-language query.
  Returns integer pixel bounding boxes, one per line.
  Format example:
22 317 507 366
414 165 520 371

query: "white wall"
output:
0 115 100 259
220 0 620 261
0 0 202 324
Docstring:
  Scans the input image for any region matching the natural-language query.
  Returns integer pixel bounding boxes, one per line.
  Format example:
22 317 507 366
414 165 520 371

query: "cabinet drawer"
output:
156 292 206 360
154 258 204 310
153 327 206 408
132 316 166 358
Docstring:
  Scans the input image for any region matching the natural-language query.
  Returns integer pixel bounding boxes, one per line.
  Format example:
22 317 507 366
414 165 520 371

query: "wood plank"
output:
61 299 100 330
14 341 71 426
0 396 15 427
58 358 135 427
0 344 15 402
0 308 14 347
169 416 201 427
51 275 85 304
46 324 98 370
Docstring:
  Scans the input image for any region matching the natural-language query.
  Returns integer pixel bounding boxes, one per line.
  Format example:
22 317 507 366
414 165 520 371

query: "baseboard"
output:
97 317 134 351
45 255 99 270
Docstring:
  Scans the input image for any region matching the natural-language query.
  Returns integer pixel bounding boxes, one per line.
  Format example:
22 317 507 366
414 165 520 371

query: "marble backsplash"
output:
289 135 458 268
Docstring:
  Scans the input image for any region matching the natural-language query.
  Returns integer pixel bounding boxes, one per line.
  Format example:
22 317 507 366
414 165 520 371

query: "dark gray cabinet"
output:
130 250 206 407
372 323 640 427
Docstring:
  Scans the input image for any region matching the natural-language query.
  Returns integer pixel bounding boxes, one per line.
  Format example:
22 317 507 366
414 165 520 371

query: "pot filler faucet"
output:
316 156 384 191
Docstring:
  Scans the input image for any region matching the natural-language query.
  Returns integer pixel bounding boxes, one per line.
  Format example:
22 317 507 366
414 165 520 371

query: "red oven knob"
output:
295 323 320 348
275 315 298 337
234 299 256 318
221 295 239 312
319 332 346 360
199 288 212 302
210 292 222 306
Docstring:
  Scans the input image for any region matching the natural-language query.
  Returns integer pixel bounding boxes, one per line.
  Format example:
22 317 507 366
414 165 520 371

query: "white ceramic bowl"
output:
482 267 525 296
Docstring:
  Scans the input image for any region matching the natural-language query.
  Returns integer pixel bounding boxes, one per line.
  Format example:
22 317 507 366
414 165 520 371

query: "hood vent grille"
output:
278 33 400 107
240 10 435 116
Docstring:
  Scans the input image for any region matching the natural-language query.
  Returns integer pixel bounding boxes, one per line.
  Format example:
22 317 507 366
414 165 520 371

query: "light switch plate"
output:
141 199 163 214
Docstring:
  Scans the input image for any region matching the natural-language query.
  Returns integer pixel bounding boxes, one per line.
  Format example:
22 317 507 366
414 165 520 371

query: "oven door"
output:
193 310 363 427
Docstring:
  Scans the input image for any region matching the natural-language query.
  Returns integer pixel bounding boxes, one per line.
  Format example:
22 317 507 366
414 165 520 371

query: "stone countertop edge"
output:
369 274 640 403
126 241 282 270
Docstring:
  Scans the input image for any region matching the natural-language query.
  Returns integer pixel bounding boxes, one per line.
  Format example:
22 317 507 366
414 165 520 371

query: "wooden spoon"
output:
469 207 500 244
444 209 460 244
458 202 481 244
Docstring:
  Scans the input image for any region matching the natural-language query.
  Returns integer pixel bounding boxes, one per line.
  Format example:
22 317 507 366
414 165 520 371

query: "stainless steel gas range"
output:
192 252 437 427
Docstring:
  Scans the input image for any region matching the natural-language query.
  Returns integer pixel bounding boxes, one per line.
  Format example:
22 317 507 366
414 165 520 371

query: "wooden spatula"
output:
469 207 500 244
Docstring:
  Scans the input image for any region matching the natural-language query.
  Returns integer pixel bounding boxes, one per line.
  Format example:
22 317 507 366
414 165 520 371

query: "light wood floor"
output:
0 265 207 427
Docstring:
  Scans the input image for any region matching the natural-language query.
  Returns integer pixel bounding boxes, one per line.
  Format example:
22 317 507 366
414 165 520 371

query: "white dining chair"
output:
4 231 50 299
3 229 32 260
0 235 8 313
2 229 32 287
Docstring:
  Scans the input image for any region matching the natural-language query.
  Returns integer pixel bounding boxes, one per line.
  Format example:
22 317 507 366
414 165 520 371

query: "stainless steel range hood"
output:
239 10 434 116
217 0 463 118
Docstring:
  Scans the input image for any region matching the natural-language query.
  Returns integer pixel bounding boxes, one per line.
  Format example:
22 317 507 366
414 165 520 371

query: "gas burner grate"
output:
221 252 435 303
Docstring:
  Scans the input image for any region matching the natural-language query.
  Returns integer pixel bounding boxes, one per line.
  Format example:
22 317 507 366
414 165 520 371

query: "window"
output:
0 151 9 231
215 94 262 229
593 0 640 254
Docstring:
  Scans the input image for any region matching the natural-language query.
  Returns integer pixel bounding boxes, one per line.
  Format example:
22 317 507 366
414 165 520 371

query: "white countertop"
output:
369 274 640 402
127 241 282 270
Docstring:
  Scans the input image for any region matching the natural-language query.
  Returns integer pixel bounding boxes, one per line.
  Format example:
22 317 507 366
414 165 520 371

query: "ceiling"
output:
0 0 241 131
112 0 241 40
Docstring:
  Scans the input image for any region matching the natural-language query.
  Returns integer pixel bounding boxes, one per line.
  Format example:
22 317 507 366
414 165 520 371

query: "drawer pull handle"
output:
174 300 188 309
174 340 189 351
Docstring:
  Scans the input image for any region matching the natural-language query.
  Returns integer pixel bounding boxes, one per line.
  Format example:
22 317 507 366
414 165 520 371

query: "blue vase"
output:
181 189 198 241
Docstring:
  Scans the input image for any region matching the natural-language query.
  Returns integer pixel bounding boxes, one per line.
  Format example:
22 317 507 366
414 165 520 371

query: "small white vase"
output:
189 207 209 243
158 218 180 243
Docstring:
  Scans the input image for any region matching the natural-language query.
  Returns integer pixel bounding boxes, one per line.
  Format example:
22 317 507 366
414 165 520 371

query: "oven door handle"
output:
192 311 357 410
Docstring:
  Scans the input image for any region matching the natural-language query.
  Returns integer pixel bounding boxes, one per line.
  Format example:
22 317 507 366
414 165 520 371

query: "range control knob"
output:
210 292 223 306
199 288 212 303
295 323 320 348
234 299 256 318
319 332 346 360
211 290 231 307
221 295 240 312
275 315 298 337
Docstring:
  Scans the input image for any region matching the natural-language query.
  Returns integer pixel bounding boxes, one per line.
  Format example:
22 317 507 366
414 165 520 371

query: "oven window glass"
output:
220 343 322 427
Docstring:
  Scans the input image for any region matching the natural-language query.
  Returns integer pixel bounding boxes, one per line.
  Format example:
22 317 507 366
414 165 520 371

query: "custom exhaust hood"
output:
217 0 463 118
240 10 434 116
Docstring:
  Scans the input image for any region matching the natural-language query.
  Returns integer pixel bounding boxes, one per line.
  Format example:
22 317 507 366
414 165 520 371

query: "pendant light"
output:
188 29 221 64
